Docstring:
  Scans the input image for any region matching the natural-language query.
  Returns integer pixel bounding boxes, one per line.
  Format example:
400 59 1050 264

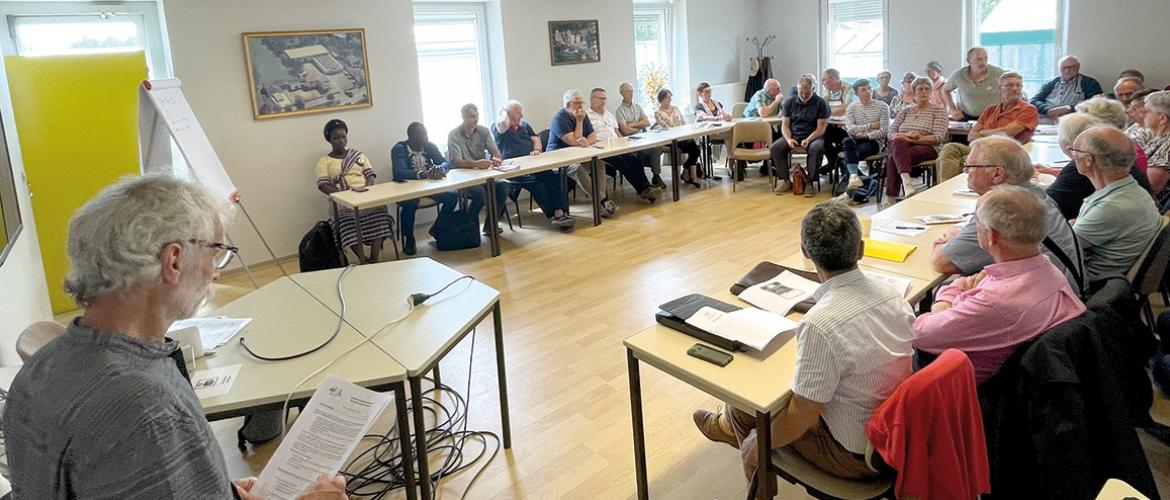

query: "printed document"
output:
686 306 799 351
738 271 820 315
254 375 391 499
168 317 252 351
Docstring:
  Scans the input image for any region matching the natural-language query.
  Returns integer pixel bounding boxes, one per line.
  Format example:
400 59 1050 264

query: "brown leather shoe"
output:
693 408 738 448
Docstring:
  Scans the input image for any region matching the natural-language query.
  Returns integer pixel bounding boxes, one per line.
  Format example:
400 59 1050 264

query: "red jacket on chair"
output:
865 349 991 499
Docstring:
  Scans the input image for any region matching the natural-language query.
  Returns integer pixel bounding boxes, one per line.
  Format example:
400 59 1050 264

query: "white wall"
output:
1068 0 1170 89
687 0 756 89
499 0 636 131
162 0 424 262
755 0 819 90
0 56 51 366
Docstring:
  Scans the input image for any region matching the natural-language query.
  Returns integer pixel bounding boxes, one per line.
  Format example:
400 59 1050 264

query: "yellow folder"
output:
863 238 917 262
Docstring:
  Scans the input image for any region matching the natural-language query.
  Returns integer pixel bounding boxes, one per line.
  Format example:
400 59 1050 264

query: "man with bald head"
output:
615 82 664 186
942 46 1005 121
915 185 1086 383
1031 55 1103 119
1071 126 1161 282
931 136 1081 290
745 78 782 118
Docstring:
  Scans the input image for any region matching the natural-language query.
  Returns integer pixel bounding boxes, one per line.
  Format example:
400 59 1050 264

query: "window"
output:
633 6 670 107
971 0 1061 96
0 2 171 78
823 0 886 81
413 4 493 146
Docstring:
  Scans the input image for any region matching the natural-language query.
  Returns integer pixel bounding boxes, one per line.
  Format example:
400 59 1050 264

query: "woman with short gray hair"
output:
1139 90 1170 203
885 77 949 200
925 61 947 107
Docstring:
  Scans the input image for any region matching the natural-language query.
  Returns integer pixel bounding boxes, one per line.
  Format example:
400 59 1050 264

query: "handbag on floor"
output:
791 166 806 195
429 209 481 251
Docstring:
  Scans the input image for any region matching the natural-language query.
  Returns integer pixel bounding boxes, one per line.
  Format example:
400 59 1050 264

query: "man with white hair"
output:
744 78 782 118
547 89 661 217
1112 76 1144 110
493 99 574 229
1070 126 1162 282
937 71 1039 180
942 47 1005 121
771 73 831 196
915 185 1086 383
615 82 664 187
931 136 1081 291
1031 55 1104 119
3 176 347 499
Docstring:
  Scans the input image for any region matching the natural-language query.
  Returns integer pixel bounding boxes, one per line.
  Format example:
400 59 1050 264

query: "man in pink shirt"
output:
913 185 1086 383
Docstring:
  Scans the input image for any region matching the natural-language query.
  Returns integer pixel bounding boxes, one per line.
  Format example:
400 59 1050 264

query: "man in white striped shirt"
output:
694 202 915 491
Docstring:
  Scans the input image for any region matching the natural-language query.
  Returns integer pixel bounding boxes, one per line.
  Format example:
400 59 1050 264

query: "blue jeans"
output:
841 136 882 175
513 171 569 218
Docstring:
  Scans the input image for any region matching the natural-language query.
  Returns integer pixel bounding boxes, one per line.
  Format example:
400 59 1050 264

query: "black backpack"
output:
848 174 880 203
298 220 345 271
429 209 481 251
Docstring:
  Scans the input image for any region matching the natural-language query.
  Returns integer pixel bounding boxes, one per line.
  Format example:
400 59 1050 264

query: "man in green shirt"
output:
942 47 1005 121
1070 126 1161 282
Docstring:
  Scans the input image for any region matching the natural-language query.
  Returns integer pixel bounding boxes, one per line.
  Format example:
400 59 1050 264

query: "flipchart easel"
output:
138 78 288 287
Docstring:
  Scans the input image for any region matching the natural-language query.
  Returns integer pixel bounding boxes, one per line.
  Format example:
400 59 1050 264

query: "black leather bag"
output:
429 209 481 251
298 220 345 271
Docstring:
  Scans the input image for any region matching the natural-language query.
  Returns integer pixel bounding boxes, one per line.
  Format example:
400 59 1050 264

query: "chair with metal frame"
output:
727 121 775 192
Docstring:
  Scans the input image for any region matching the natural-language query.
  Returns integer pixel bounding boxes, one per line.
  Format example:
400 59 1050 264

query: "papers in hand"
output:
254 375 391 500
874 219 929 237
685 306 799 352
168 317 252 351
914 214 968 225
738 271 820 316
862 271 913 298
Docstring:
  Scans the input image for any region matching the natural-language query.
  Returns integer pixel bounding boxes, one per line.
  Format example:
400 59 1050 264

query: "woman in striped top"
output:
886 77 949 199
315 119 393 263
841 78 890 191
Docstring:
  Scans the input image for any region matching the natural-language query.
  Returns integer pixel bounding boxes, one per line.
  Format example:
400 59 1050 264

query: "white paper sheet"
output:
168 317 252 351
953 188 979 197
254 375 391 500
191 364 240 399
685 306 799 352
862 270 913 298
738 271 821 316
873 220 929 237
914 214 967 225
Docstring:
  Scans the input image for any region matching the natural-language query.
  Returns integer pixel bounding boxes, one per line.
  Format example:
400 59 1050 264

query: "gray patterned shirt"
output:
5 320 234 499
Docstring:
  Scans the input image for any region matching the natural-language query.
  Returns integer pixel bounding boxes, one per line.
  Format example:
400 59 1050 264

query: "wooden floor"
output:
207 171 1170 499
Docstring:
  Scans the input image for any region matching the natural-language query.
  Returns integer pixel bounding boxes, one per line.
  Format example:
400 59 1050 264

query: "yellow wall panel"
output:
7 52 147 313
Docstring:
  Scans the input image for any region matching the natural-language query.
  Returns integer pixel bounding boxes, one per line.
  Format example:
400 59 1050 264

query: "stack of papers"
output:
167 317 252 351
685 306 799 352
738 271 821 315
863 238 917 262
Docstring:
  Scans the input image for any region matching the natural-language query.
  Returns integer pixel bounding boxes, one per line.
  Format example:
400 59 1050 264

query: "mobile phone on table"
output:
688 343 733 367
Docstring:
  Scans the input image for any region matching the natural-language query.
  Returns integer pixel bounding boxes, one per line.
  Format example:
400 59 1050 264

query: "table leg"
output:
409 376 433 500
559 166 569 214
627 349 649 500
671 140 681 201
754 410 775 500
432 366 442 390
485 179 501 257
393 382 418 500
330 201 347 266
493 302 512 448
590 157 602 226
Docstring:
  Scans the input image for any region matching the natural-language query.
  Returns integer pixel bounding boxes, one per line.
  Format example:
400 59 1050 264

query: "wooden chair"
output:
17 321 66 361
727 121 774 192
1126 215 1170 330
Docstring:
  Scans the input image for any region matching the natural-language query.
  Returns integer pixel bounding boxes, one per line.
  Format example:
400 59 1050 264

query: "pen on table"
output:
895 224 927 231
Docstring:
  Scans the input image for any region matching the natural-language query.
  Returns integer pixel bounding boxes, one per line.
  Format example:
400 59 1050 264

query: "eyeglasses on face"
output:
962 164 1001 172
187 239 238 269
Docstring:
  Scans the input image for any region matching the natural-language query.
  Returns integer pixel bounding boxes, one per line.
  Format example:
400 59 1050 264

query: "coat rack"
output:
746 35 775 59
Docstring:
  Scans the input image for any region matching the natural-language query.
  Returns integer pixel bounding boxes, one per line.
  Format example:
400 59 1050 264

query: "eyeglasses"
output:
962 164 1001 172
1067 147 1093 157
188 239 238 269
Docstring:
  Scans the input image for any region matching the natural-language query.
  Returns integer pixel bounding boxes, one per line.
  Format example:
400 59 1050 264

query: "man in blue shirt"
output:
547 89 661 217
1031 56 1103 120
390 122 467 255
771 74 831 196
493 99 574 229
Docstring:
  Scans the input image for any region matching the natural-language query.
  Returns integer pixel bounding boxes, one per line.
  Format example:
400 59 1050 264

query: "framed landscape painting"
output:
242 29 373 120
548 20 600 66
